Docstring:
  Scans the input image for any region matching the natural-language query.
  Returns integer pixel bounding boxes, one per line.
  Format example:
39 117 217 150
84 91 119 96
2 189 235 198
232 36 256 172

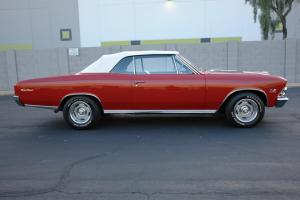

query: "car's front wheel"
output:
63 96 101 129
225 93 265 127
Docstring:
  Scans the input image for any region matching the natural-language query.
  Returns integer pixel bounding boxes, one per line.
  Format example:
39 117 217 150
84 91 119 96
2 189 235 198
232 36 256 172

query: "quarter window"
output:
135 55 176 74
110 56 134 74
175 58 193 74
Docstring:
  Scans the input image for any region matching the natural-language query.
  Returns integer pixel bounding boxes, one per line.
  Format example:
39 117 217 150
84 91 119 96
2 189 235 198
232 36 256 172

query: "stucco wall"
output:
0 39 299 91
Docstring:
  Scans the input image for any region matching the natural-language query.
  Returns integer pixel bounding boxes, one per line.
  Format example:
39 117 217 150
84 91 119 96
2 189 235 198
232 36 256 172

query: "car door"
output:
93 56 134 110
132 55 206 110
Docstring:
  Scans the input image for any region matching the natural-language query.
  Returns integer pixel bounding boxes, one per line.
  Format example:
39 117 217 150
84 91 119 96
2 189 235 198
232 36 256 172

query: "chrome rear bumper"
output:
276 97 289 107
13 96 23 106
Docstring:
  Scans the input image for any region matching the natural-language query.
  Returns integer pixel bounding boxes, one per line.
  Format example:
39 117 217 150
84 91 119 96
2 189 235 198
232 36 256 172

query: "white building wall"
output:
0 0 81 50
78 0 262 47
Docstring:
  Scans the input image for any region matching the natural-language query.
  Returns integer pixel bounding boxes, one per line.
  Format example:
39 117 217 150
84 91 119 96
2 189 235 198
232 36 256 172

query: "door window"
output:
135 55 176 74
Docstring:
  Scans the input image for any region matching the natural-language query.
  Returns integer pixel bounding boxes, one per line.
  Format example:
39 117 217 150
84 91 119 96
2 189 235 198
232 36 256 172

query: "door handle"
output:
134 80 145 86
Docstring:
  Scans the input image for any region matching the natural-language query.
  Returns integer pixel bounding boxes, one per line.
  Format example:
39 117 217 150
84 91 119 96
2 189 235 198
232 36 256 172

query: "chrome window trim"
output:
172 55 179 74
133 56 136 75
108 53 200 75
104 110 217 114
174 56 194 75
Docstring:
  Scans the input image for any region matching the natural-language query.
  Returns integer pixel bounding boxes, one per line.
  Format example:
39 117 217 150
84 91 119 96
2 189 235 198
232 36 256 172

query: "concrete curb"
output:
0 91 13 96
287 83 300 88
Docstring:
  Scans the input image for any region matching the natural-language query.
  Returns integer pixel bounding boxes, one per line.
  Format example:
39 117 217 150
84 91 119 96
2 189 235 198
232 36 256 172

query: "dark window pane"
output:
111 56 134 74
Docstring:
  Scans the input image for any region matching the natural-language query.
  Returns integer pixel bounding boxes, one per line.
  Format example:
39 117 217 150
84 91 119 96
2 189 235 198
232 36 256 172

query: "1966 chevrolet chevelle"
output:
14 51 288 129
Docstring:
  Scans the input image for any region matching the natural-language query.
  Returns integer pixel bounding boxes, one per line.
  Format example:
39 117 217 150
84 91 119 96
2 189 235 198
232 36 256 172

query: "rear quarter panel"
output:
15 74 133 109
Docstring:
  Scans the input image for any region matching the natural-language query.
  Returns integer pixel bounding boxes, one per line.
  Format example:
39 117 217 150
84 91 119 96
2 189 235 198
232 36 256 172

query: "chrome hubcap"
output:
69 101 92 124
234 98 258 123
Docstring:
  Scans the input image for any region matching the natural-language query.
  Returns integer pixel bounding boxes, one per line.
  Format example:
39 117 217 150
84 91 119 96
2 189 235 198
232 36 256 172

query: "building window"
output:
60 29 72 41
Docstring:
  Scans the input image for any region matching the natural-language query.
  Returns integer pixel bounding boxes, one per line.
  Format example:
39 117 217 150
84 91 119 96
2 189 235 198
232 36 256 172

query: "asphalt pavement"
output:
0 88 300 200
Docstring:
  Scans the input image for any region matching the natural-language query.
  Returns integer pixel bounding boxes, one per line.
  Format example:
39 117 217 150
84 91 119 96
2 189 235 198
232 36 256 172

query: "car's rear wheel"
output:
225 93 265 127
63 96 101 129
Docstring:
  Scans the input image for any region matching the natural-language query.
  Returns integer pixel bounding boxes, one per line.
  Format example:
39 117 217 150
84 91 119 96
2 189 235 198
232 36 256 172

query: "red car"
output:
13 51 288 129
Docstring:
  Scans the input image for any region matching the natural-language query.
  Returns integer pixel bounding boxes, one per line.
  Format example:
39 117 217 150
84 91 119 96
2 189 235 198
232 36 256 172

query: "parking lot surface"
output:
0 88 300 200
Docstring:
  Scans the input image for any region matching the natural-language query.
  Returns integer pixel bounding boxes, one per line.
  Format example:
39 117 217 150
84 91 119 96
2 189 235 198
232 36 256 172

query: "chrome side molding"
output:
13 96 217 114
24 104 58 110
104 110 217 114
13 96 58 110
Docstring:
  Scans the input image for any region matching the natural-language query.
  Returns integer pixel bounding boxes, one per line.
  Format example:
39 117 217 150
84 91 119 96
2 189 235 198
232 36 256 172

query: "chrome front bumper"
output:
275 86 289 108
276 97 289 107
13 96 23 106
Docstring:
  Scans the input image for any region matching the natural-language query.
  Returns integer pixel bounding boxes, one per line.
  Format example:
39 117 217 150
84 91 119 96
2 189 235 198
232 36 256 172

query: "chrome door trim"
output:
104 110 217 114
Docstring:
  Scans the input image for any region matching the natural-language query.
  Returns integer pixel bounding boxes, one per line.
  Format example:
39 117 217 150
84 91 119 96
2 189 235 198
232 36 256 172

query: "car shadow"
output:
101 114 227 128
30 113 282 152
42 113 244 135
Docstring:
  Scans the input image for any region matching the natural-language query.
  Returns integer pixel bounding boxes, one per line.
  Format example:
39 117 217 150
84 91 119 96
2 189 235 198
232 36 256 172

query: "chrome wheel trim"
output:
69 101 92 125
234 98 258 123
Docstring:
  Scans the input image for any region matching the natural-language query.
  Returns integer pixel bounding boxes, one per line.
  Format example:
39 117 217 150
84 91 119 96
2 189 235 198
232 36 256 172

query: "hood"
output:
206 69 287 84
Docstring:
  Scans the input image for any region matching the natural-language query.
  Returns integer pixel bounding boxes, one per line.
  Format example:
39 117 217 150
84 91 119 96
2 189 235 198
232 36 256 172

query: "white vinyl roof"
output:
80 50 179 73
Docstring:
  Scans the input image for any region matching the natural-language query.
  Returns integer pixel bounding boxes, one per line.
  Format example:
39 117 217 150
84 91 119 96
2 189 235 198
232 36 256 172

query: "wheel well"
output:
218 90 268 113
58 94 103 113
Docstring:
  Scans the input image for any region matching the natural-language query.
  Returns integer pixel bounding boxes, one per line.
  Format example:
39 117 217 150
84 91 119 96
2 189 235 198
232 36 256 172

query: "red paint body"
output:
14 71 287 111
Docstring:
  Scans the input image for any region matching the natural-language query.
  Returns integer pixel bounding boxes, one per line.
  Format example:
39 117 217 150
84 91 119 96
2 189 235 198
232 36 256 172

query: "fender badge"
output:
21 89 34 92
269 89 277 93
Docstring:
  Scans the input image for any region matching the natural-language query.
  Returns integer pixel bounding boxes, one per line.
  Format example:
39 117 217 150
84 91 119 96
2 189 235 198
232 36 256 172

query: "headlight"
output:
278 87 287 97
